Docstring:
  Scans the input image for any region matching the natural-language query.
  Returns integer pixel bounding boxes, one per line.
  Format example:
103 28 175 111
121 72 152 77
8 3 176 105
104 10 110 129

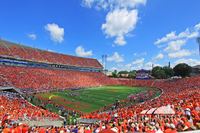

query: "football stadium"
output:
0 39 200 132
0 0 200 133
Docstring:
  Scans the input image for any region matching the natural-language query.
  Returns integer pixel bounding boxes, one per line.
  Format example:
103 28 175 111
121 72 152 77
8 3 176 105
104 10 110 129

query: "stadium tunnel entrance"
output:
0 86 21 94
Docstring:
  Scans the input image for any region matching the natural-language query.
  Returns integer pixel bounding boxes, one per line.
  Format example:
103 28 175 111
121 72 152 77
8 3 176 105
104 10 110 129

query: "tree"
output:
156 69 167 79
173 63 192 77
118 71 129 78
112 70 118 78
152 66 167 79
163 66 174 78
128 70 136 78
118 71 128 74
152 66 161 78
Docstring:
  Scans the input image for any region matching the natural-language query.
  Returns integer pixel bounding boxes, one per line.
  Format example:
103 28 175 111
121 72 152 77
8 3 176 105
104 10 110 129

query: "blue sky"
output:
0 0 200 71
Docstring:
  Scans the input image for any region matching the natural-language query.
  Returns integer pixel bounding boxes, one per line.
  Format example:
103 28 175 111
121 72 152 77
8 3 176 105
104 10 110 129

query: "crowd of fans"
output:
0 65 117 92
0 74 199 132
0 41 200 132
81 76 200 133
0 65 157 93
0 91 59 123
0 40 102 68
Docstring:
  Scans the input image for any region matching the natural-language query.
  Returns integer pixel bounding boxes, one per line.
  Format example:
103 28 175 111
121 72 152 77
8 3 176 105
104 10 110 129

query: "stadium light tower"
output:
197 37 200 55
105 55 107 72
168 62 171 68
102 54 107 73
152 64 154 70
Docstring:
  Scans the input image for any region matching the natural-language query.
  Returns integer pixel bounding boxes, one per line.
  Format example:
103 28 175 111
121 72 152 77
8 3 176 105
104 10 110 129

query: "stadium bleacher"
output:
0 40 199 132
0 65 113 92
0 76 199 132
0 40 102 69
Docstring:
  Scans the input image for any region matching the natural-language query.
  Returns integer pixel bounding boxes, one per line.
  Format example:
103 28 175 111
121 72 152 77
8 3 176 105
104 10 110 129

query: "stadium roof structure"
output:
0 40 102 69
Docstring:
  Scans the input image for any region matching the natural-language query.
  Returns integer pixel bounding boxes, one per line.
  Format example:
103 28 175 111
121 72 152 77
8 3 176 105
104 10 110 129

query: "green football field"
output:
35 86 158 113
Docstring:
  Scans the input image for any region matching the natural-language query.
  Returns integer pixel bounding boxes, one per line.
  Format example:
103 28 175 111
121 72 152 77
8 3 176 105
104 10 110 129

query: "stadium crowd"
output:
0 65 116 92
0 75 199 132
0 40 102 68
0 40 200 132
0 36 200 133
81 76 200 133
0 65 157 93
0 91 59 123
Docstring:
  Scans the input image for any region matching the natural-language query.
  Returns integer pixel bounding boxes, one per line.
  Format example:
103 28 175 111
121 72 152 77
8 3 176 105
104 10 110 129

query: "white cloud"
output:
155 23 200 63
114 36 126 46
131 59 159 70
168 49 192 58
82 0 94 8
155 24 199 45
82 0 146 10
110 63 132 71
143 62 152 70
102 9 138 46
132 58 144 65
93 0 109 10
125 58 145 70
187 31 199 39
195 23 200 31
154 53 164 60
178 29 199 39
125 63 132 69
82 0 146 46
164 40 186 52
75 46 93 57
27 33 37 40
109 58 162 71
154 32 177 45
175 58 200 66
119 0 147 8
143 61 160 70
45 23 64 43
110 67 118 71
155 31 176 45
107 52 124 63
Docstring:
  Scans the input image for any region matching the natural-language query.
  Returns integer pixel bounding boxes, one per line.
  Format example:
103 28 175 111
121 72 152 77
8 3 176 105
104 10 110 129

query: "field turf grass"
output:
35 86 151 113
